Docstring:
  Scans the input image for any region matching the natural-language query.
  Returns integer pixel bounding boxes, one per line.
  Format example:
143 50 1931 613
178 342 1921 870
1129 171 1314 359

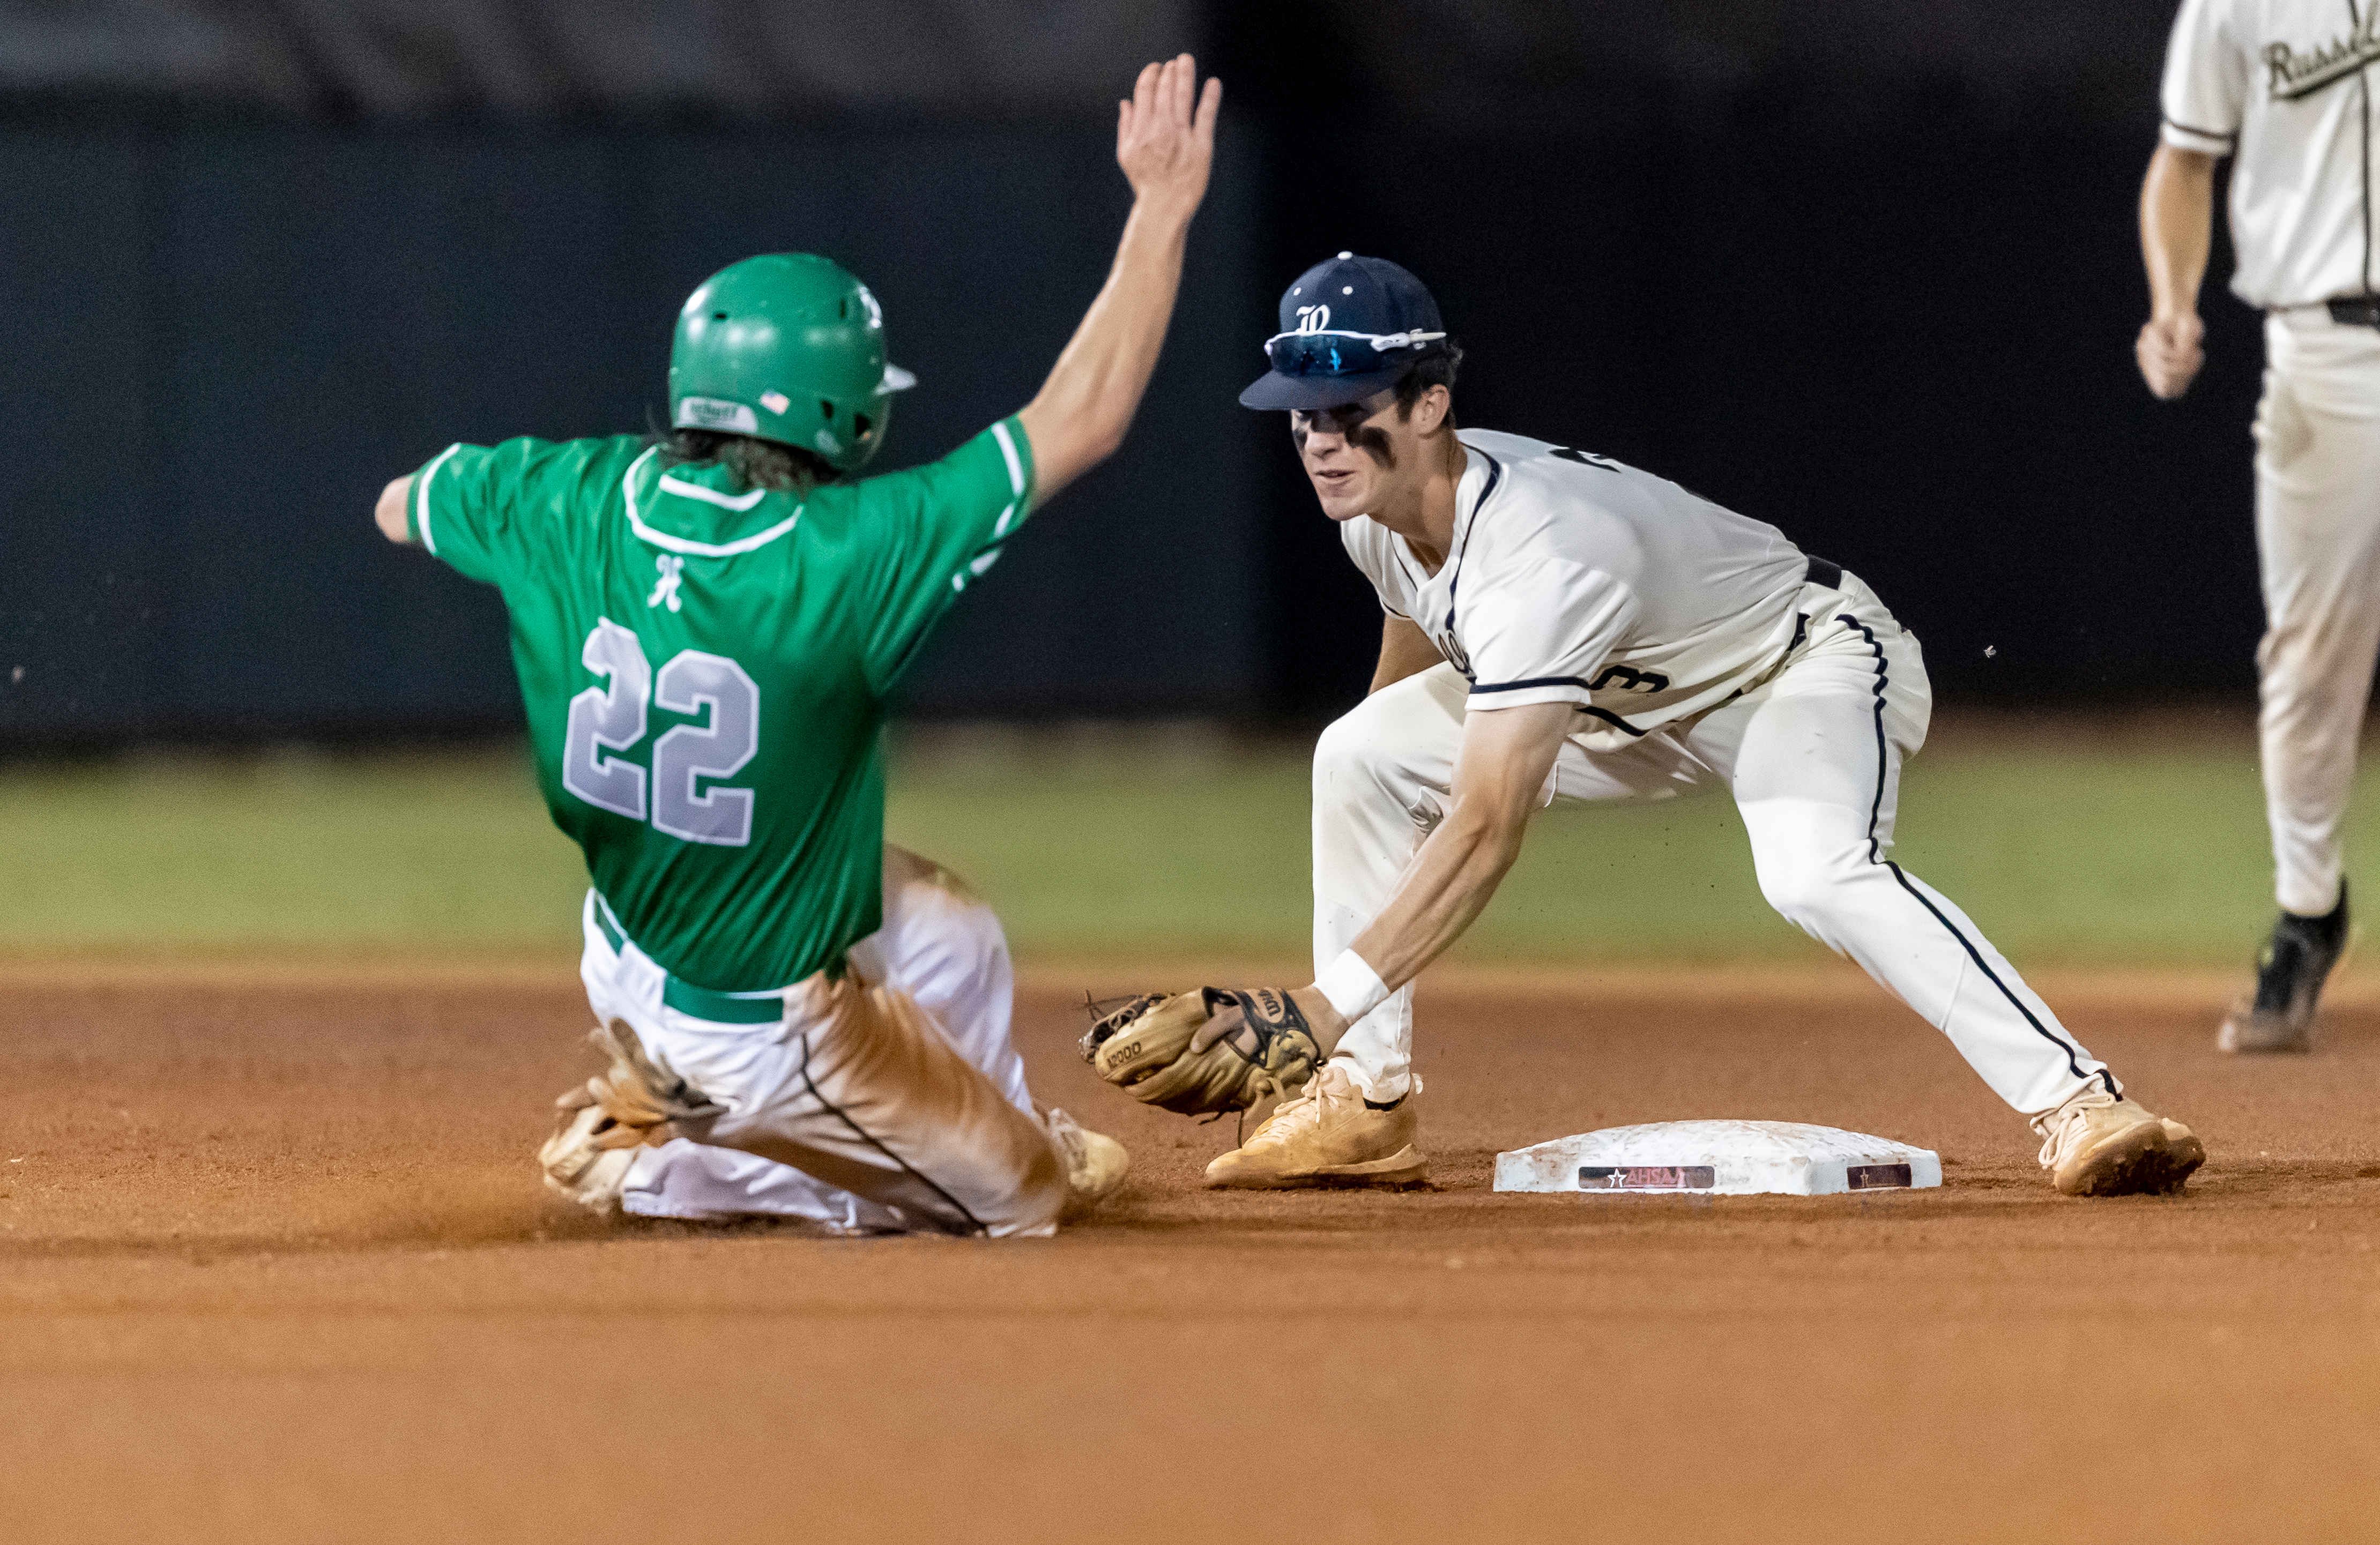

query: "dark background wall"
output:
1224 1 2263 715
0 121 1265 740
0 2 2273 744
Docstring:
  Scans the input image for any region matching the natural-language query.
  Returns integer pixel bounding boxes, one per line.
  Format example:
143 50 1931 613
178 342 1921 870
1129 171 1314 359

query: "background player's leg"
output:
1685 595 2115 1116
2250 337 2380 919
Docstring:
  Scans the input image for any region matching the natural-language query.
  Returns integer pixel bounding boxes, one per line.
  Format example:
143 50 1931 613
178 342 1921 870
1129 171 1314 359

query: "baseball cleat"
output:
1045 1107 1130 1221
2218 886 2351 1054
1203 1064 1429 1190
2030 1086 2205 1197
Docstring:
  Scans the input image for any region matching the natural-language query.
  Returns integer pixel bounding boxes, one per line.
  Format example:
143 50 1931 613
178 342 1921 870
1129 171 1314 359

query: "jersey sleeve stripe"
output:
1468 677 1650 738
413 442 463 556
992 420 1027 499
1470 675 1593 693
2159 116 2237 154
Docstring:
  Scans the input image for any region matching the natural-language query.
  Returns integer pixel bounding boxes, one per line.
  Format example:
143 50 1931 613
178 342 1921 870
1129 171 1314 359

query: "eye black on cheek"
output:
1349 424 1395 467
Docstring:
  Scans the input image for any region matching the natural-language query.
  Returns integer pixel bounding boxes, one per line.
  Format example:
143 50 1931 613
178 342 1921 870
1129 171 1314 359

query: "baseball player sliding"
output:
1088 254 2206 1199
2143 0 2368 1051
373 55 1222 1235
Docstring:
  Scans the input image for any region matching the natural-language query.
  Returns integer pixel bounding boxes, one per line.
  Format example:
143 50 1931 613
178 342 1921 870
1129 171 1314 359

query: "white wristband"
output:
1317 950 1391 1024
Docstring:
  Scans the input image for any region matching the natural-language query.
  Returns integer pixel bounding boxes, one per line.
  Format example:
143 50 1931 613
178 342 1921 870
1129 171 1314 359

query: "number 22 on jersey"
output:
562 617 759 846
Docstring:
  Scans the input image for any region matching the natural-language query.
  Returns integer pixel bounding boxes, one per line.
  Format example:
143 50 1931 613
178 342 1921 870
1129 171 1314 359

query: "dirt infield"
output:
3 961 2376 1543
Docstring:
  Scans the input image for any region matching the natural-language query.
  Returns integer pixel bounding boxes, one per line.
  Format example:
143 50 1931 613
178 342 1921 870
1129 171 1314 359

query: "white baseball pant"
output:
2253 309 2380 918
1314 572 2115 1117
587 846 1068 1236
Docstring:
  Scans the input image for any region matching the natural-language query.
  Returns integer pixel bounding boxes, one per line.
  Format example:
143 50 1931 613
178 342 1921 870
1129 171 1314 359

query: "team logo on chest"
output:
1436 627 1473 680
648 554 686 613
2264 12 2380 100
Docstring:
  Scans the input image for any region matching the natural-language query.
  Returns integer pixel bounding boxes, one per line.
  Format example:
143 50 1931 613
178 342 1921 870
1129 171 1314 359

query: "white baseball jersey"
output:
2160 0 2380 306
1338 430 1813 752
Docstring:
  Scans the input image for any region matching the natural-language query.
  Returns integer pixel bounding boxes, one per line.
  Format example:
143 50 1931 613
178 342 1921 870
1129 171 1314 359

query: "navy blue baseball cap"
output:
1238 252 1448 411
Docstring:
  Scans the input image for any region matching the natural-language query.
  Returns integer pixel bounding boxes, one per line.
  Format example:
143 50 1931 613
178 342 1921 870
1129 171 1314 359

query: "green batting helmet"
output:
667 253 916 475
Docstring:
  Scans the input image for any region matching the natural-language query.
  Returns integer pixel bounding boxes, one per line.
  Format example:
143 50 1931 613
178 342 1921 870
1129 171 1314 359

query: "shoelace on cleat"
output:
1247 1078 1335 1147
2030 1088 2119 1169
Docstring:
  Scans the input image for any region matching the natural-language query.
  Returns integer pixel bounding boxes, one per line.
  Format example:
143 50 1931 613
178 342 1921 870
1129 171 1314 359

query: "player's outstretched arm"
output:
1313 703 1572 1026
1105 701 1567 1116
1014 54 1221 509
1179 700 1573 1060
2137 143 2217 400
374 475 413 543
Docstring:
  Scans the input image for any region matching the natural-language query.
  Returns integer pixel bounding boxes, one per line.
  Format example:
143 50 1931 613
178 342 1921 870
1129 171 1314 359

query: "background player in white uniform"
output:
2143 0 2372 1050
1195 253 2204 1197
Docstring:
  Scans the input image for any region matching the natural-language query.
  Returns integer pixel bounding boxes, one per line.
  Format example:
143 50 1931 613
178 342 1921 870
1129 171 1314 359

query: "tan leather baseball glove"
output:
1079 987 1323 1119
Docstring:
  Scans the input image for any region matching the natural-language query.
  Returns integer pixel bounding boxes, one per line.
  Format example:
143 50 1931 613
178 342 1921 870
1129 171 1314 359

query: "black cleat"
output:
2218 884 2350 1054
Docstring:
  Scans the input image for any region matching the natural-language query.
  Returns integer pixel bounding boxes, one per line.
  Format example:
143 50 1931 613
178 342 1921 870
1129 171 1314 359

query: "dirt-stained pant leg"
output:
847 848 1035 1115
600 847 1066 1236
2253 312 2380 917
1683 579 2111 1116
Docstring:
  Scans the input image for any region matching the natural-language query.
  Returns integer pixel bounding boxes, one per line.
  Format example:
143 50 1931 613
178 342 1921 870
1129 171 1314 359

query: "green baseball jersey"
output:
410 419 1033 991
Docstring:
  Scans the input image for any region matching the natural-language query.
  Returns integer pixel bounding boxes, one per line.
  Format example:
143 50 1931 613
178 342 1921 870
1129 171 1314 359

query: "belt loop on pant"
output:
593 894 786 1025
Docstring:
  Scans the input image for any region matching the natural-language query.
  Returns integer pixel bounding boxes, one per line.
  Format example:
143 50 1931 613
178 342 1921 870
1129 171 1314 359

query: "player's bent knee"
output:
1744 824 1875 935
1314 699 1433 802
944 894 1011 979
1313 706 1380 788
880 845 1011 971
1755 864 1835 931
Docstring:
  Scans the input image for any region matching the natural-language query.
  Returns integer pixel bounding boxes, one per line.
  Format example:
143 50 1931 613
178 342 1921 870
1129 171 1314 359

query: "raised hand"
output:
1117 53 1221 220
1011 54 1221 507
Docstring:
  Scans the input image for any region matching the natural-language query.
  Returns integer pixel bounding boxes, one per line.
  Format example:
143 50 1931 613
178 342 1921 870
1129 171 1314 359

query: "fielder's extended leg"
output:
1686 596 2200 1195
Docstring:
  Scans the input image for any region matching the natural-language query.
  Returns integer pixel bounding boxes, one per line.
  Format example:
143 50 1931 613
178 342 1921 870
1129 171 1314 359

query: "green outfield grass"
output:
0 724 2357 965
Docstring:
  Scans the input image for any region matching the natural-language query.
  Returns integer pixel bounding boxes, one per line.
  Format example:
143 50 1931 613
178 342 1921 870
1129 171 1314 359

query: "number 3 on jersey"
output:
562 617 759 846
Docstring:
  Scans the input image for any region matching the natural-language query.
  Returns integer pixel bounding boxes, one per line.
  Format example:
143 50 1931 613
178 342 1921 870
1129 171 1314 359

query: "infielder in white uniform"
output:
1190 253 2205 1197
2143 0 2369 1051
